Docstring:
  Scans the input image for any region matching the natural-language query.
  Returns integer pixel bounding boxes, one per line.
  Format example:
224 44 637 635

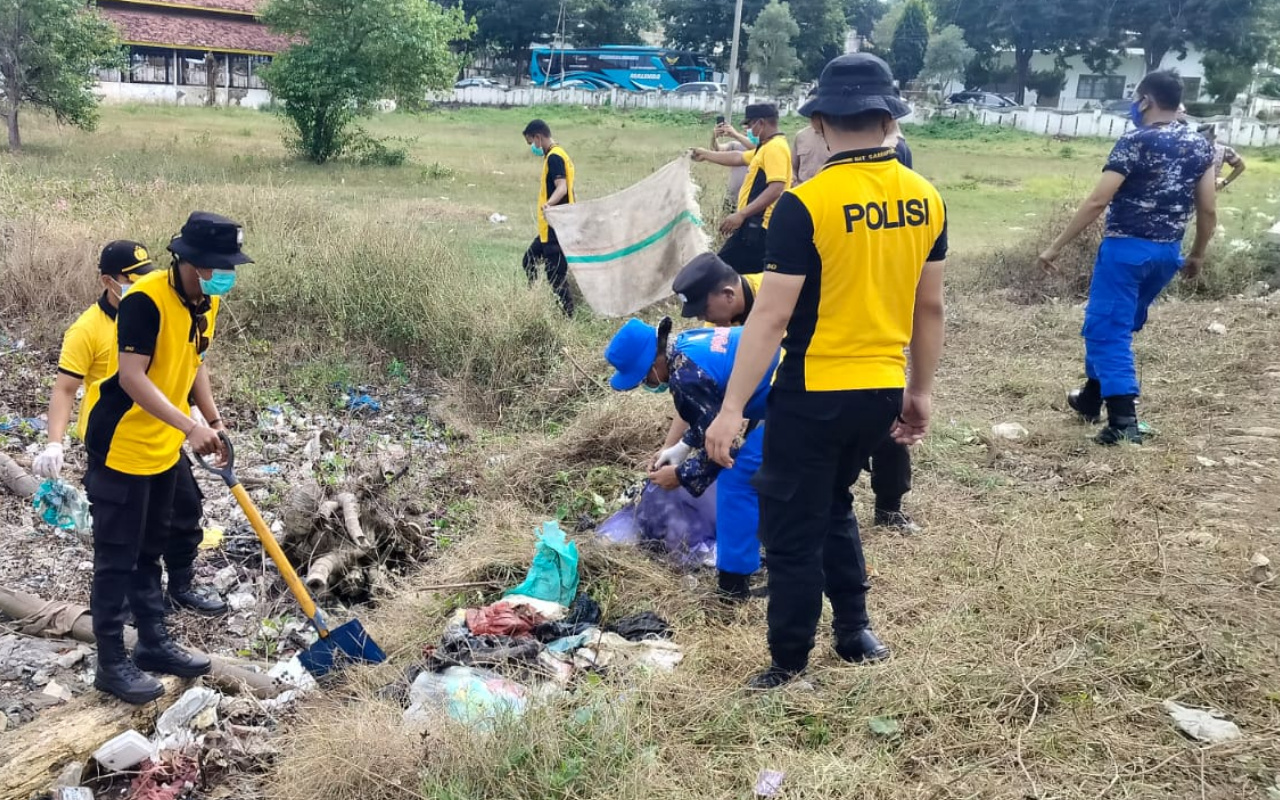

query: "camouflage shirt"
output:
1103 124 1213 243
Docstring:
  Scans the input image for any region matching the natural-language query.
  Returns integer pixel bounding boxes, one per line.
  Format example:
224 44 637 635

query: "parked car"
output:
1099 98 1132 114
548 78 604 92
672 81 727 97
947 91 1018 109
454 77 509 90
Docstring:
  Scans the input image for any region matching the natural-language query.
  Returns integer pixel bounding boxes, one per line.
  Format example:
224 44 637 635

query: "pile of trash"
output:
596 483 717 570
396 522 683 733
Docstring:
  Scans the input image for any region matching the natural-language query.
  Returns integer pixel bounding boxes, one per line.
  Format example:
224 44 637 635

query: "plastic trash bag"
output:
504 521 579 606
403 667 528 732
608 611 671 641
596 506 641 546
634 482 717 570
33 479 91 533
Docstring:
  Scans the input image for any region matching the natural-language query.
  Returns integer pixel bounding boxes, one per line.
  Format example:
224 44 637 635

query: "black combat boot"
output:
95 635 165 705
168 567 227 616
1067 379 1103 424
133 620 212 679
716 571 753 604
1096 395 1142 445
834 629 892 663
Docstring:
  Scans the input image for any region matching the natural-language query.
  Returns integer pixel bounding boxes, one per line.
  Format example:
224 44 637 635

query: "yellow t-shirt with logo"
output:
83 269 220 476
537 145 575 243
57 296 119 441
765 147 947 392
736 135 793 228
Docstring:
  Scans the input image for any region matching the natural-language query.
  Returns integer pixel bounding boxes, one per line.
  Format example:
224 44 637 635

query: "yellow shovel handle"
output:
230 482 325 632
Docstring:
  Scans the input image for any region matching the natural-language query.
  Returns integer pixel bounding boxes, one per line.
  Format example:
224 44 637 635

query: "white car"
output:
673 82 726 96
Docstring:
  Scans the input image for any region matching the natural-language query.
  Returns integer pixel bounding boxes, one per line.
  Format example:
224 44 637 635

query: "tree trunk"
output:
7 103 19 152
1015 46 1033 105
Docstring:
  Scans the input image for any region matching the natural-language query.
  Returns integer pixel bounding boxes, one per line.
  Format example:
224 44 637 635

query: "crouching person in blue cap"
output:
605 317 779 602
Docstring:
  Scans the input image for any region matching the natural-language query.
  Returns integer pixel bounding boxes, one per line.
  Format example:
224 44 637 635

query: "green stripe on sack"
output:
563 211 702 264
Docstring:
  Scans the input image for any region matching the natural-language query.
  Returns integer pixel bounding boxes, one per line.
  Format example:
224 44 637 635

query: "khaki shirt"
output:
792 126 830 184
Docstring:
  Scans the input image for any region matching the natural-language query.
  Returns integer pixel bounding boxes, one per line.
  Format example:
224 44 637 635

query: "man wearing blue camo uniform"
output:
1039 71 1217 445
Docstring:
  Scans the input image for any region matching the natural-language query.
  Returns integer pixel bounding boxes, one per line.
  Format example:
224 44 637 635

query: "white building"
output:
997 47 1209 110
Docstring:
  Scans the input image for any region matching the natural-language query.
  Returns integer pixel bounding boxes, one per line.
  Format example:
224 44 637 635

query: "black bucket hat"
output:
167 211 253 270
800 53 911 120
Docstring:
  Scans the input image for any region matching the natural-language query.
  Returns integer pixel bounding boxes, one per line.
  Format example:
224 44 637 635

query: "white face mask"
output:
112 279 131 300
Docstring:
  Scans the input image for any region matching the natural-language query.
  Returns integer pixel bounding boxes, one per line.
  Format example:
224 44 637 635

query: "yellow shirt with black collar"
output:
83 269 220 476
57 296 120 441
701 272 764 328
765 147 947 392
736 134 793 227
537 144 575 243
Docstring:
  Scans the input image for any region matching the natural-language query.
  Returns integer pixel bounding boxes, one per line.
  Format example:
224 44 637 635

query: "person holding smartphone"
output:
709 115 751 214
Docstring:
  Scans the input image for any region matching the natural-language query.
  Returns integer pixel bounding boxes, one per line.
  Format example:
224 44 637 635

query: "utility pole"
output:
725 0 744 121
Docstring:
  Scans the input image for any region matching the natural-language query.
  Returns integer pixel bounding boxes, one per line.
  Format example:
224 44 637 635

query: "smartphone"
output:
715 115 725 125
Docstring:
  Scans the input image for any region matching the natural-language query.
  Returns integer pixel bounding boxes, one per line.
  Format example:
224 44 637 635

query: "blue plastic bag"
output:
504 521 580 606
33 479 91 533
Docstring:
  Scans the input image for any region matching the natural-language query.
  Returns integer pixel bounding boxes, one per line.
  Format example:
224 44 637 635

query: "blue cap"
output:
605 318 658 391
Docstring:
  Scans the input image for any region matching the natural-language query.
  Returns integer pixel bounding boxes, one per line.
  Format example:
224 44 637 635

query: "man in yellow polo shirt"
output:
33 241 228 616
705 54 947 690
83 212 250 704
693 103 792 275
521 119 576 316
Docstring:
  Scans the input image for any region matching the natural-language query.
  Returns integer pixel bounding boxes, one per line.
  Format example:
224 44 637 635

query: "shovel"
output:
195 433 386 676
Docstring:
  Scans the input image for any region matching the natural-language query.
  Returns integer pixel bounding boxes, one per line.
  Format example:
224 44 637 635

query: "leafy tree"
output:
788 0 849 78
262 0 473 164
747 0 801 91
0 0 121 152
871 0 905 51
573 0 658 47
889 0 928 84
659 0 767 69
454 0 559 76
845 0 887 39
921 24 974 93
1114 0 1272 72
1201 50 1253 104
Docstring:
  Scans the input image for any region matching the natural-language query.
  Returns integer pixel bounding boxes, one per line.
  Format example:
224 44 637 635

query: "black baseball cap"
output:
672 252 738 318
800 53 911 120
98 240 156 276
743 103 779 125
167 211 253 270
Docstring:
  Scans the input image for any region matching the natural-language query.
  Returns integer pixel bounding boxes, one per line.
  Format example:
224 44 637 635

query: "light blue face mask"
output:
531 144 545 157
199 269 237 296
112 279 132 299
747 132 760 146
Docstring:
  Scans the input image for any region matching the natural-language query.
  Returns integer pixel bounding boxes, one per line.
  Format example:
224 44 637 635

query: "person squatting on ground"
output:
704 53 948 690
692 104 793 275
604 317 779 603
1039 71 1216 445
33 241 228 616
672 253 921 533
1198 123 1246 192
82 212 251 704
521 119 576 316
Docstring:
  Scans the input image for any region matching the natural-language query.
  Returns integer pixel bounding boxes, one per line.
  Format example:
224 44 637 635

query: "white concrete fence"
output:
931 105 1280 148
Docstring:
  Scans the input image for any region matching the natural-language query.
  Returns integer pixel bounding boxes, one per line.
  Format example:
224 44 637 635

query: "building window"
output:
129 47 172 84
179 51 218 87
1182 77 1202 100
229 54 271 90
1077 74 1125 101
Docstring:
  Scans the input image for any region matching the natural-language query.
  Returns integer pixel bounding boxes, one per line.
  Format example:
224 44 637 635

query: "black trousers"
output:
869 439 912 511
752 388 902 671
718 220 767 275
85 459 179 641
522 230 574 316
167 455 204 577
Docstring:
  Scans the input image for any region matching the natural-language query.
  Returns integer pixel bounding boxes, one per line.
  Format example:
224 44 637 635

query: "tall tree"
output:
570 0 659 48
0 0 121 152
921 24 974 93
889 0 929 84
456 0 561 73
1114 0 1272 73
747 0 801 91
659 0 767 69
788 0 849 77
845 0 887 39
1201 50 1253 104
871 0 905 51
262 0 473 163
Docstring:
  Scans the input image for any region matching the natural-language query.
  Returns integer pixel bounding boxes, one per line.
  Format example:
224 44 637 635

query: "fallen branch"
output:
0 451 38 498
303 548 365 595
0 587 284 699
335 491 371 550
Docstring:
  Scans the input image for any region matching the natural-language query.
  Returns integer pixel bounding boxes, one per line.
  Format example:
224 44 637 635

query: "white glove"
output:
33 442 64 479
654 441 694 469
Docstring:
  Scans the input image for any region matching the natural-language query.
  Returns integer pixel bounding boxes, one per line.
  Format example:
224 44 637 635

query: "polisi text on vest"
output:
843 199 932 233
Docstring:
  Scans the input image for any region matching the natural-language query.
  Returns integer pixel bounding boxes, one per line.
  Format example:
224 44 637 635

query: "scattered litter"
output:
33 479 91 533
1250 553 1273 584
41 680 72 703
0 416 46 432
1195 456 1218 468
868 715 902 738
545 631 594 654
1207 321 1228 335
426 628 543 670
225 591 256 612
504 521 579 606
212 566 240 594
56 789 93 800
157 688 222 739
573 631 683 671
598 483 717 569
608 611 671 641
53 761 85 791
94 730 154 771
465 602 548 637
344 388 382 414
268 655 319 692
488 213 508 224
403 666 528 732
991 422 1029 441
503 595 568 621
129 749 200 800
755 769 785 798
199 526 224 550
1163 700 1242 743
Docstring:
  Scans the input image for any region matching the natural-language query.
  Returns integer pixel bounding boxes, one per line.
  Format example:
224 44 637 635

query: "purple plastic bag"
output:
597 483 718 570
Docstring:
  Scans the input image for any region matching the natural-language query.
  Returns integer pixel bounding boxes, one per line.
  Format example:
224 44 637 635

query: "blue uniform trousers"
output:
715 424 764 576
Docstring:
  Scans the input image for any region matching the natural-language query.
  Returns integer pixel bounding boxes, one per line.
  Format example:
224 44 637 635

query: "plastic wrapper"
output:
33 479 91 533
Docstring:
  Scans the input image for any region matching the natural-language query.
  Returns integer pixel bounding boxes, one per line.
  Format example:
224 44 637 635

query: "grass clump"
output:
971 202 1102 303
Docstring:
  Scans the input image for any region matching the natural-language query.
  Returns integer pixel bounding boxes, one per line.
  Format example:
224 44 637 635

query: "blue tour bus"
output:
529 46 714 91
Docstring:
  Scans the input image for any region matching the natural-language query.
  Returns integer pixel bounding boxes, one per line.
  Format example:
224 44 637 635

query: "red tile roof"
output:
103 0 263 15
101 6 290 54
